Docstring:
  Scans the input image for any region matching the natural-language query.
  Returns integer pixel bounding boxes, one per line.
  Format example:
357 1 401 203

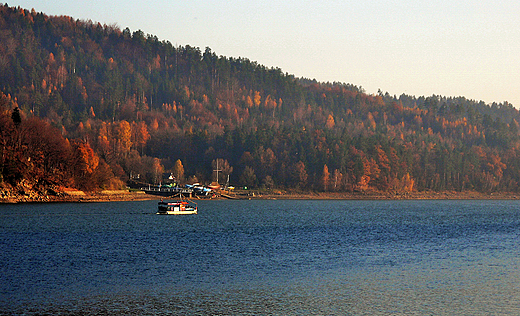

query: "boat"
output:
185 183 213 196
157 200 198 215
143 184 194 197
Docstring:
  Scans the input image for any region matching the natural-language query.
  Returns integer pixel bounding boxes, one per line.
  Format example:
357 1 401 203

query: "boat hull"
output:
158 209 197 215
157 201 198 215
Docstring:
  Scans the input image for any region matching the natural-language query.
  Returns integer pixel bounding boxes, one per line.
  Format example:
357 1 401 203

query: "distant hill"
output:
1 4 520 195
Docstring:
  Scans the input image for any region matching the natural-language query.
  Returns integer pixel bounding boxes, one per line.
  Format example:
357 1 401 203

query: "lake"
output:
2 199 520 315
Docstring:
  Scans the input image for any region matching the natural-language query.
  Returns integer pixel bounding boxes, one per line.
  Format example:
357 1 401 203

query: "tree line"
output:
1 4 520 194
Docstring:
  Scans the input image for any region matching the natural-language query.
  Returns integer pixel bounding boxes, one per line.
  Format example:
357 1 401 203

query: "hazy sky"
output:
8 0 520 107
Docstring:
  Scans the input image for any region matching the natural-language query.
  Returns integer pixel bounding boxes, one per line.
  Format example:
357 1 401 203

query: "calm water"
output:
2 199 520 315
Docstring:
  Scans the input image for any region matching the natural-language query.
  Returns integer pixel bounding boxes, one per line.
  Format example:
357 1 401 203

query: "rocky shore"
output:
0 185 159 203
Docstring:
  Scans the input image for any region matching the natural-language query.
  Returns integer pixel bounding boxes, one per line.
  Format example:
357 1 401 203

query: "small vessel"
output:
157 200 198 215
143 184 194 197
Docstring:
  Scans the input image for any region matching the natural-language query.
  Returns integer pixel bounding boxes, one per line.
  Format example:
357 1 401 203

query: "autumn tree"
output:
325 114 335 129
172 159 185 183
70 140 100 190
321 164 330 191
116 120 132 156
239 166 257 188
152 157 164 184
262 175 275 190
132 121 150 155
253 91 261 107
256 147 277 181
401 173 415 193
332 169 343 191
96 122 113 162
22 117 72 185
291 161 308 189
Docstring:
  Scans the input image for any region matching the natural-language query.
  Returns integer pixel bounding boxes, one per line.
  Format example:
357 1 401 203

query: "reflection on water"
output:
2 200 520 315
10 265 520 315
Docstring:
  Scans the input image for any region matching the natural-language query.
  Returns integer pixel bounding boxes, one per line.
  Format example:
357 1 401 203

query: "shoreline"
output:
2 189 520 203
0 189 160 204
252 191 520 200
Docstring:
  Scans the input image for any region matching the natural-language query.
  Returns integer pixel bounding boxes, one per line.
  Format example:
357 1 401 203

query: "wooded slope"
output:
1 4 520 193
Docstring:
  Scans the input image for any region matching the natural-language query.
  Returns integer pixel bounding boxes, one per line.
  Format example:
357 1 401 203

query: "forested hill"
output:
2 4 520 195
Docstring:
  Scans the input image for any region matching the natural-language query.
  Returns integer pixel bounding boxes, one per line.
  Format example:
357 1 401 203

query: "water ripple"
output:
2 199 520 314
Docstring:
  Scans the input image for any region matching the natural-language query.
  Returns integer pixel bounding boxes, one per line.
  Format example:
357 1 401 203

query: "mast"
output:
213 159 222 184
225 174 230 190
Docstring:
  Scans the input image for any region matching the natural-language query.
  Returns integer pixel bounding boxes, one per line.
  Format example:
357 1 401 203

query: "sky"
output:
8 0 520 107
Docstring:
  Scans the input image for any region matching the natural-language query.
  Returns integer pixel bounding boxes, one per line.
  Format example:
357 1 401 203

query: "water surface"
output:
1 200 520 314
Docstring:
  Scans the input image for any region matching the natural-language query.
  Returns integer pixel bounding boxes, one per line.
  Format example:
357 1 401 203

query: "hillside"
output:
2 4 520 197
